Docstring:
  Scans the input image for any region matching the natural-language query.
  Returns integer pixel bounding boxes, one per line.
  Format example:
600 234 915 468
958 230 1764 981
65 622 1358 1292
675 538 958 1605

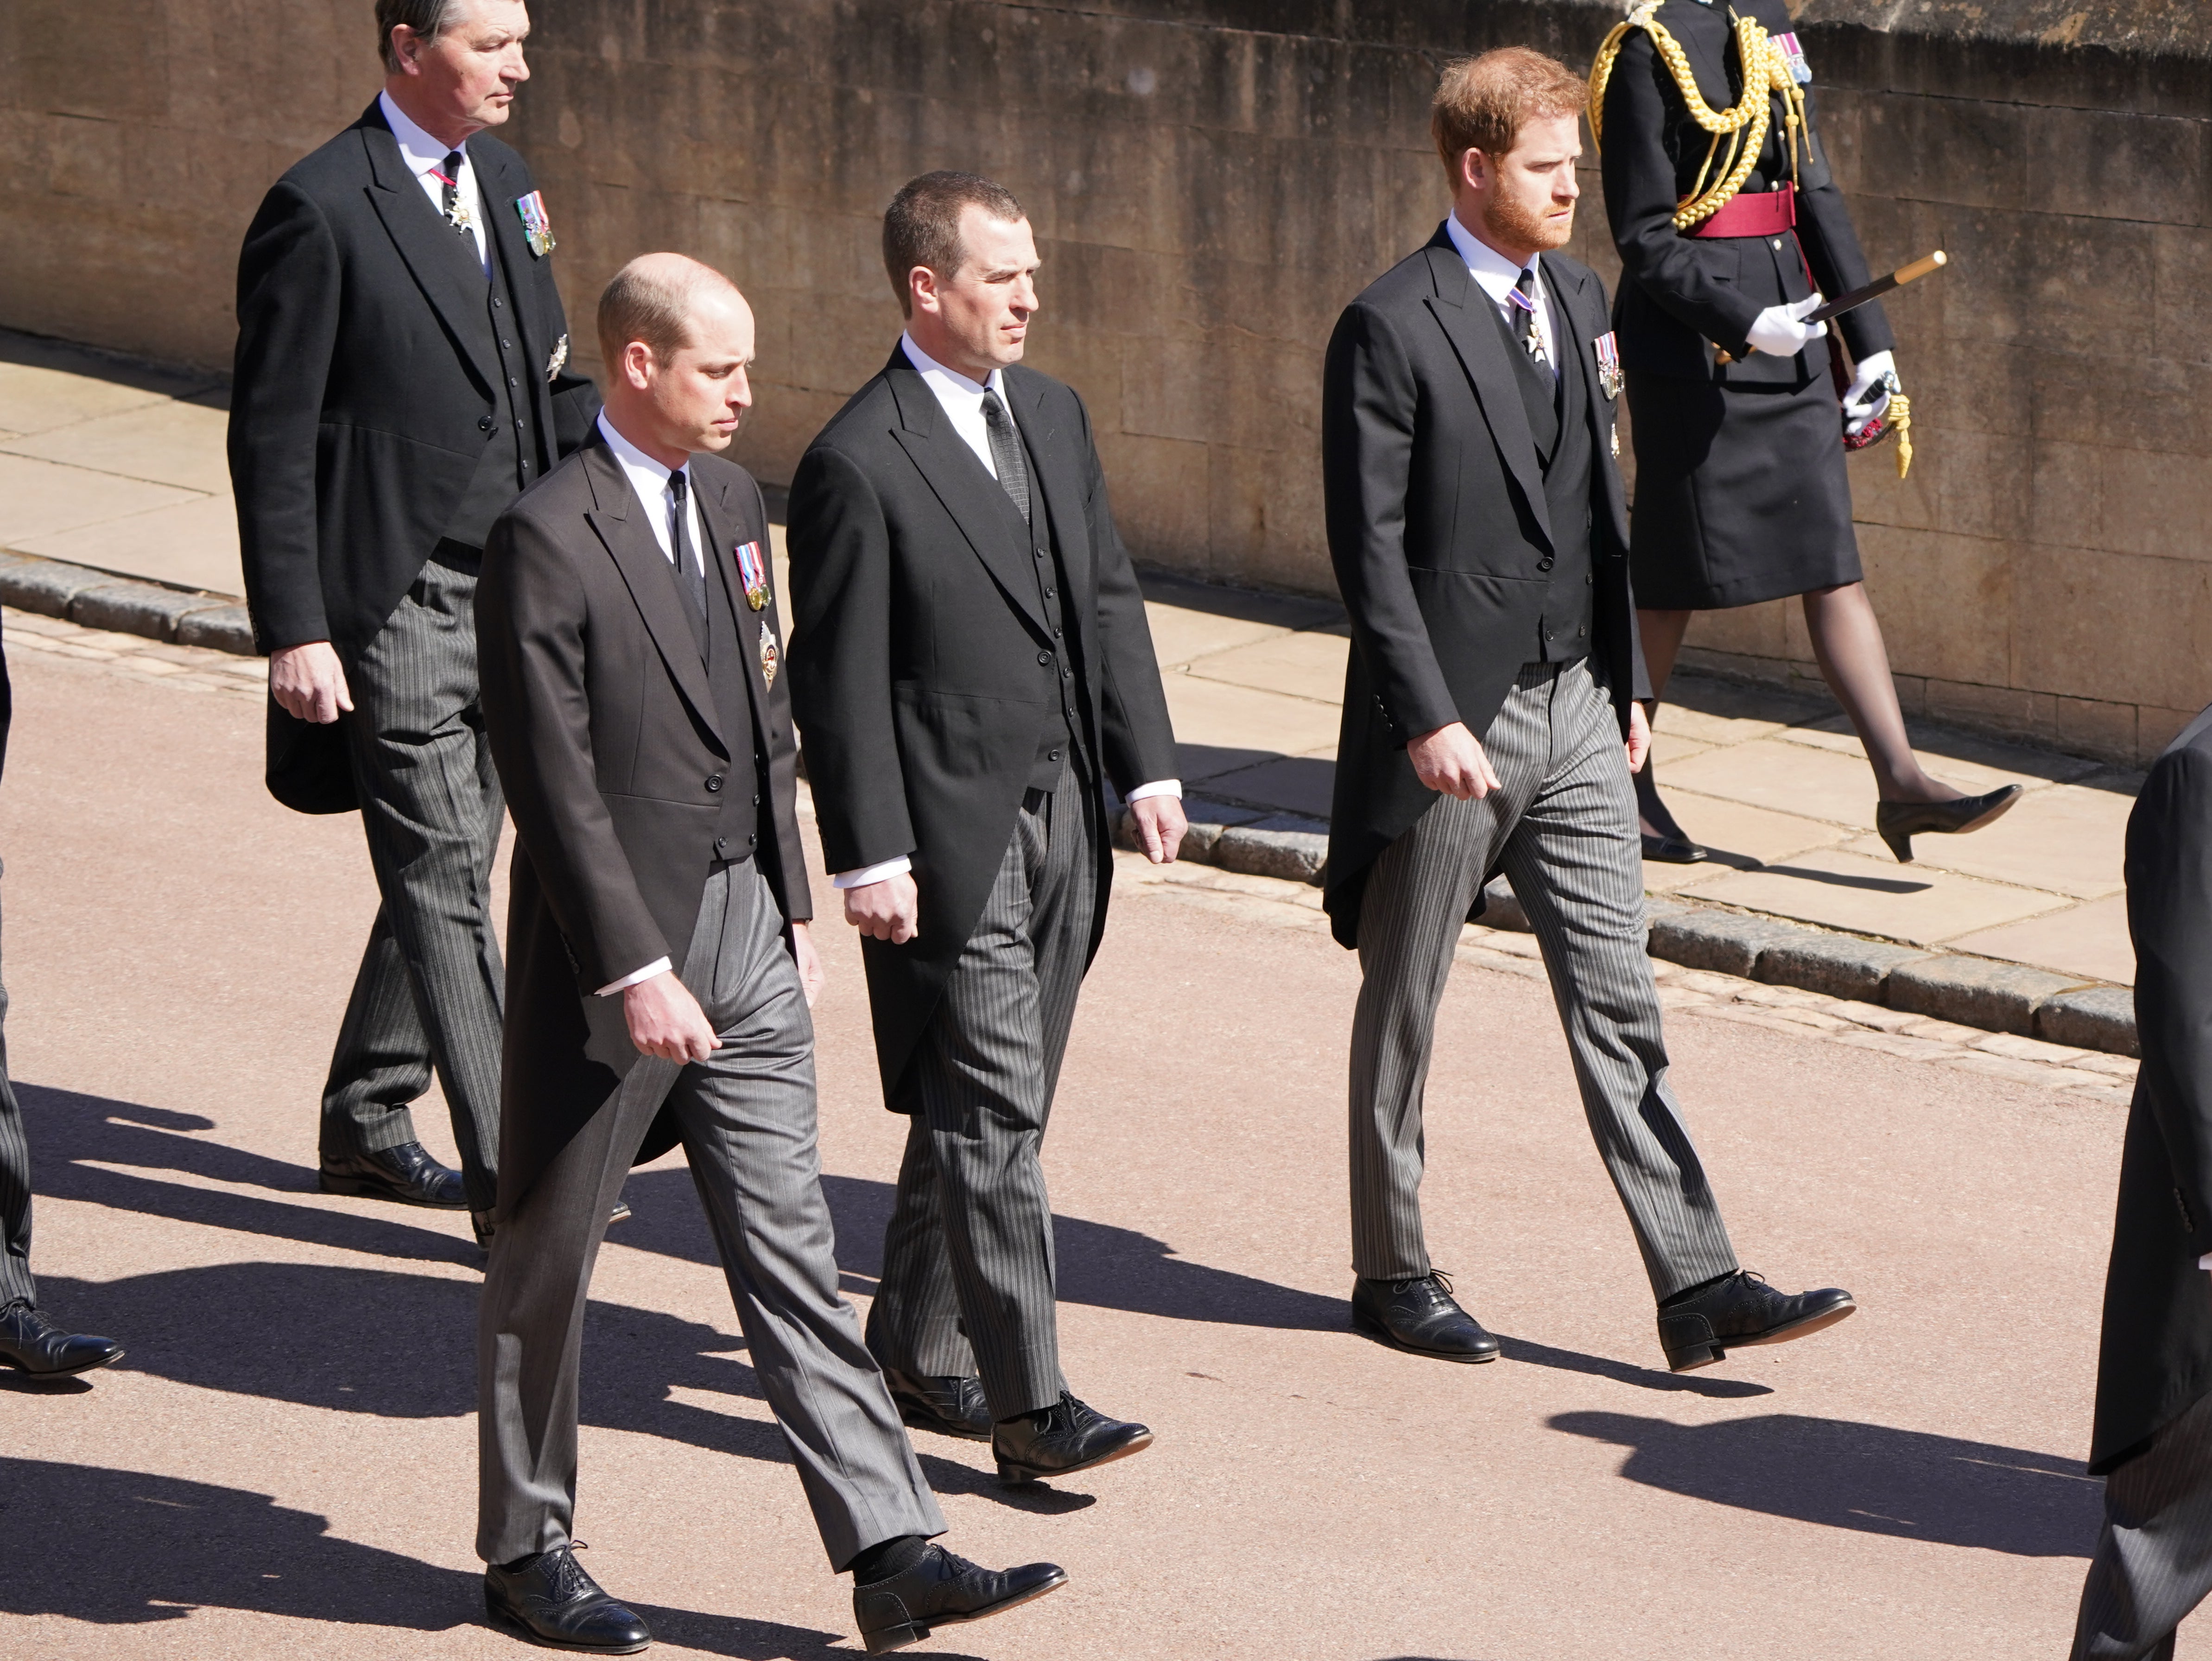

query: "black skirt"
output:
1624 370 1860 610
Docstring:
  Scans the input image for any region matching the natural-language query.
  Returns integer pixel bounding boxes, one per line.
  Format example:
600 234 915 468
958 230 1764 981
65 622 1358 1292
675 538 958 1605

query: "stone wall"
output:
2 0 2205 761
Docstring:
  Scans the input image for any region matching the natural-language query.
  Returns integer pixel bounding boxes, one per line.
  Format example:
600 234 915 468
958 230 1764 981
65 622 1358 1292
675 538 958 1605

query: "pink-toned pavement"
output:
0 619 2172 1660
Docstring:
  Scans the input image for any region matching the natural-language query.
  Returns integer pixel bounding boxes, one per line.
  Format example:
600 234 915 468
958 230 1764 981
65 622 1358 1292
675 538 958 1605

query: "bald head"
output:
596 254 756 468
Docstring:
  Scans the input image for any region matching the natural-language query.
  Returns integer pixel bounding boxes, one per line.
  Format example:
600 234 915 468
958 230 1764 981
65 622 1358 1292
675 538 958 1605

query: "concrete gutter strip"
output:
1116 810 2140 1062
0 551 2136 1065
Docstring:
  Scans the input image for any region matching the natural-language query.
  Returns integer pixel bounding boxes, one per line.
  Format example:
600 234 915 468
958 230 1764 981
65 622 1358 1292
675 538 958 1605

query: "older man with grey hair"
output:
229 0 599 1242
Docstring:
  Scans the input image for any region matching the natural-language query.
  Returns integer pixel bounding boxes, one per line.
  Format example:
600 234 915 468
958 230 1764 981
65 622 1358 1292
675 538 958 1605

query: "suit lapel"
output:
582 442 727 752
1010 368 1092 602
1421 237 1555 552
697 470 778 763
359 112 502 399
885 358 1052 637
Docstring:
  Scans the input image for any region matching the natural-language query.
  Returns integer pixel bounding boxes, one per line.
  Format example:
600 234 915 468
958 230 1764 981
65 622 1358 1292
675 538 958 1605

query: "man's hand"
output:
1626 699 1652 775
790 921 825 1008
1129 794 1187 864
269 641 354 724
844 872 919 945
1408 721 1501 799
623 969 719 1064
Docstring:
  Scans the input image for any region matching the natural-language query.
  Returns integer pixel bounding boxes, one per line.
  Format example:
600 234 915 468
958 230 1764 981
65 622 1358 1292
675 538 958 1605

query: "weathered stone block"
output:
0 557 118 619
1646 908 1805 979
2037 985 2139 1058
1888 955 2079 1036
1213 825 1325 884
1756 931 1932 1004
176 603 256 656
1477 876 1528 933
69 581 209 642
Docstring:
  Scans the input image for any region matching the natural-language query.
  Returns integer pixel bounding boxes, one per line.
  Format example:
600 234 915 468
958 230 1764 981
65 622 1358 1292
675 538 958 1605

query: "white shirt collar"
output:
1445 210 1542 309
596 411 701 571
900 332 1005 404
378 89 469 177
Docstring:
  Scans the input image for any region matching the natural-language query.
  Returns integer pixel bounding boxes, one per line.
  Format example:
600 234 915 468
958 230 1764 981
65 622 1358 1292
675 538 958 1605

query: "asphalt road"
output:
0 639 2155 1659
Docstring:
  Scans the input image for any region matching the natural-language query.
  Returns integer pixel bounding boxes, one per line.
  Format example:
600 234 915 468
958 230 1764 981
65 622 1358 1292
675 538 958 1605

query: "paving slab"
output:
1181 628 1348 703
1141 600 1287 669
16 493 245 596
1779 725 2093 800
1690 848 2071 945
0 358 193 435
1658 737 1891 831
0 452 201 545
1838 782 2130 900
1187 749 1337 818
1160 672 1343 767
0 396 232 494
1950 893 2137 986
1640 789 1852 893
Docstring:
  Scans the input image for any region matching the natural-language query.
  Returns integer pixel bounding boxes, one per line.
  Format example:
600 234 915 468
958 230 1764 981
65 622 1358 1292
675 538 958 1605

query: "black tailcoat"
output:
1320 228 1646 950
2090 705 2212 1475
228 99 600 660
477 441 810 1215
786 350 1178 1100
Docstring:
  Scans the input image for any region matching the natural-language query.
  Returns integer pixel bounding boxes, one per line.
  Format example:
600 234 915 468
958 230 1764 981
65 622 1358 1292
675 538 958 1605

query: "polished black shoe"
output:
0 1303 124 1377
320 1141 468 1209
853 1544 1066 1655
1876 783 2023 863
1640 830 1708 864
883 1368 992 1441
608 1197 633 1225
1658 1270 1857 1372
484 1544 651 1654
1351 1270 1500 1363
992 1391 1153 1484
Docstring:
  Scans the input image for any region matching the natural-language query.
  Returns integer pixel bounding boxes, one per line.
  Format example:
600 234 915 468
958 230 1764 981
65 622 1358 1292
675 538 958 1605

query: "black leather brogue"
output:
0 1303 124 1376
991 1391 1152 1484
883 1368 992 1441
1657 1270 1857 1371
483 1544 651 1653
1351 1271 1501 1363
319 1140 468 1209
853 1544 1066 1655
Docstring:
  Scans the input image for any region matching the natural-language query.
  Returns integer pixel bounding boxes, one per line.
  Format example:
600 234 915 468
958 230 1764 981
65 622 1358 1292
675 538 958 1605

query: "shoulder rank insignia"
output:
545 333 568 382
734 539 769 611
515 190 556 257
758 619 780 686
1593 330 1623 401
1773 30 1813 84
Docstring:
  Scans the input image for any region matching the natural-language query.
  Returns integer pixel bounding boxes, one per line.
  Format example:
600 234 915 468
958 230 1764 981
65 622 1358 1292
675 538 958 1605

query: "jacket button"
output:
478 416 493 432
1050 748 1062 761
715 837 727 855
1062 668 1072 680
501 339 513 349
752 792 760 805
1586 573 1595 584
492 296 503 308
705 774 723 792
1052 627 1062 638
1037 651 1051 665
747 833 756 847
1538 557 1554 571
1034 547 1047 559
516 417 526 429
508 376 519 388
1044 586 1056 598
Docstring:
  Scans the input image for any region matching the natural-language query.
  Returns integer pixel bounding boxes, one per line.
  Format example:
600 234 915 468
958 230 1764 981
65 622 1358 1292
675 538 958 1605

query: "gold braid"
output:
1588 3 1807 230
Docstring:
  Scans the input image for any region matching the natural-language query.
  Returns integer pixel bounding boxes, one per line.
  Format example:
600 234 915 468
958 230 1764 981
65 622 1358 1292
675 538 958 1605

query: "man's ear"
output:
621 341 656 390
908 266 940 317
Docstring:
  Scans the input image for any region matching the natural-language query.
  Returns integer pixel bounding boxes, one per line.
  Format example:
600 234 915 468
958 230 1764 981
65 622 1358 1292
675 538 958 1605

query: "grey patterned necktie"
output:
1514 268 1547 367
980 387 1032 526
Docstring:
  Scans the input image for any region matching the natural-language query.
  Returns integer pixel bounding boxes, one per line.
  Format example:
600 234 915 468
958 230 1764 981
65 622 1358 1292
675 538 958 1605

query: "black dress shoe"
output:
1657 1270 1857 1372
883 1368 992 1441
1876 783 2023 863
484 1544 651 1653
853 1544 1066 1655
992 1391 1152 1484
0 1303 124 1376
320 1141 468 1209
1640 830 1708 864
1351 1271 1500 1363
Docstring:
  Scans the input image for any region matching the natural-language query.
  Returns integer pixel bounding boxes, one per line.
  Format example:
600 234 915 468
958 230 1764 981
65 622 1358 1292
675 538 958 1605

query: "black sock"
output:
1660 1270 1740 1310
850 1534 929 1584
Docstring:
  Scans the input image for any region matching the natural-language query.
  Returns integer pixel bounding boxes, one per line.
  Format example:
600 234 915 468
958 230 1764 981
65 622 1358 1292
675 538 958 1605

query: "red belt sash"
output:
1686 183 1797 238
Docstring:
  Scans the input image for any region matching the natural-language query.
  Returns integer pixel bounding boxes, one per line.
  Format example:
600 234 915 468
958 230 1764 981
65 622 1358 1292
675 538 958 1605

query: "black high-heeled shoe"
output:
1875 783 2024 863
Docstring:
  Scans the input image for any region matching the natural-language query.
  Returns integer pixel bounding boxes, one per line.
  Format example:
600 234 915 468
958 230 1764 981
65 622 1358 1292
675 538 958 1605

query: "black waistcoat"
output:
1489 279 1596 663
441 222 538 549
659 532 761 863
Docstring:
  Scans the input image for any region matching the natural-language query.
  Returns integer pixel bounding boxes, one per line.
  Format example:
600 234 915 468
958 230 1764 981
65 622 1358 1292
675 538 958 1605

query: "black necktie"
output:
668 468 710 649
439 150 467 232
980 388 1032 527
1514 268 1547 368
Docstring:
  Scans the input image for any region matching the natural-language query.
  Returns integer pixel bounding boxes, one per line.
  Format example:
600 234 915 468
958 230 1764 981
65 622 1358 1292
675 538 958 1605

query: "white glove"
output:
1745 294 1828 357
1842 349 1897 436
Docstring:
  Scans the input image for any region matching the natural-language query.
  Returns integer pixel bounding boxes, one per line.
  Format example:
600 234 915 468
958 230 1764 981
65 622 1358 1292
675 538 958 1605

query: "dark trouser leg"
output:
321 558 506 1211
1496 661 1738 1302
674 863 944 1571
868 763 1096 1420
2073 1389 2212 1661
0 862 33 1312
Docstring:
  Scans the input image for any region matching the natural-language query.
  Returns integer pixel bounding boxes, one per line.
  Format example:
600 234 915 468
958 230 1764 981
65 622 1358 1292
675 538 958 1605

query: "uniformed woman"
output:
1591 0 2018 863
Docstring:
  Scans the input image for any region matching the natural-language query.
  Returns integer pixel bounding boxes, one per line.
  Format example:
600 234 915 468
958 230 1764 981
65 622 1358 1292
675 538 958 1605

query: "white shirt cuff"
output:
2199 1252 2212 1272
1125 780 1182 802
596 957 671 996
833 856 913 890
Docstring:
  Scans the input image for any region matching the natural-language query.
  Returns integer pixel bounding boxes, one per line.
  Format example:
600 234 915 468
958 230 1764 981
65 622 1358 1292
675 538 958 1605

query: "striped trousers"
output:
2074 1388 2212 1660
866 760 1097 1421
0 861 34 1312
322 552 506 1212
1348 657 1738 1300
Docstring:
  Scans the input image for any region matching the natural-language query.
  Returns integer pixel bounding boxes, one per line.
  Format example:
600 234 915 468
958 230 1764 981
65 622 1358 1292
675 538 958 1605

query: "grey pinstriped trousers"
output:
2073 1388 2212 1659
0 862 34 1311
1348 657 1739 1301
477 859 944 1572
323 554 506 1211
866 759 1097 1422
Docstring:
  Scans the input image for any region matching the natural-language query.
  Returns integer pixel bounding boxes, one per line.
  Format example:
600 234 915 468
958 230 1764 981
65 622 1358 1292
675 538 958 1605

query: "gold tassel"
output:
1889 393 1913 479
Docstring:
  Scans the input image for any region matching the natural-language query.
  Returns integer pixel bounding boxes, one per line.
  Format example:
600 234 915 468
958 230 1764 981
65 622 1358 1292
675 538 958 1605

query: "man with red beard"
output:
1320 48 1854 1373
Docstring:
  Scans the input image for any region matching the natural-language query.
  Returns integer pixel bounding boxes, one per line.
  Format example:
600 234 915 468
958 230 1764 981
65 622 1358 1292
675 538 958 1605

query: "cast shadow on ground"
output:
1553 1410 2103 1557
0 1459 988 1659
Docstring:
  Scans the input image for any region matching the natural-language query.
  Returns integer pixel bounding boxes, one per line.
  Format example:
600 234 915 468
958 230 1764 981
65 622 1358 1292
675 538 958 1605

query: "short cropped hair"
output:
881 171 1026 317
1431 48 1588 176
376 0 467 73
597 255 735 368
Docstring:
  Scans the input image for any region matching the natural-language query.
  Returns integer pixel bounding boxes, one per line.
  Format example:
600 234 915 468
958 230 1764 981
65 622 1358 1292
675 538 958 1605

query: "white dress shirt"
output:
591 412 708 996
830 339 1180 891
1445 210 1555 375
378 90 490 274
